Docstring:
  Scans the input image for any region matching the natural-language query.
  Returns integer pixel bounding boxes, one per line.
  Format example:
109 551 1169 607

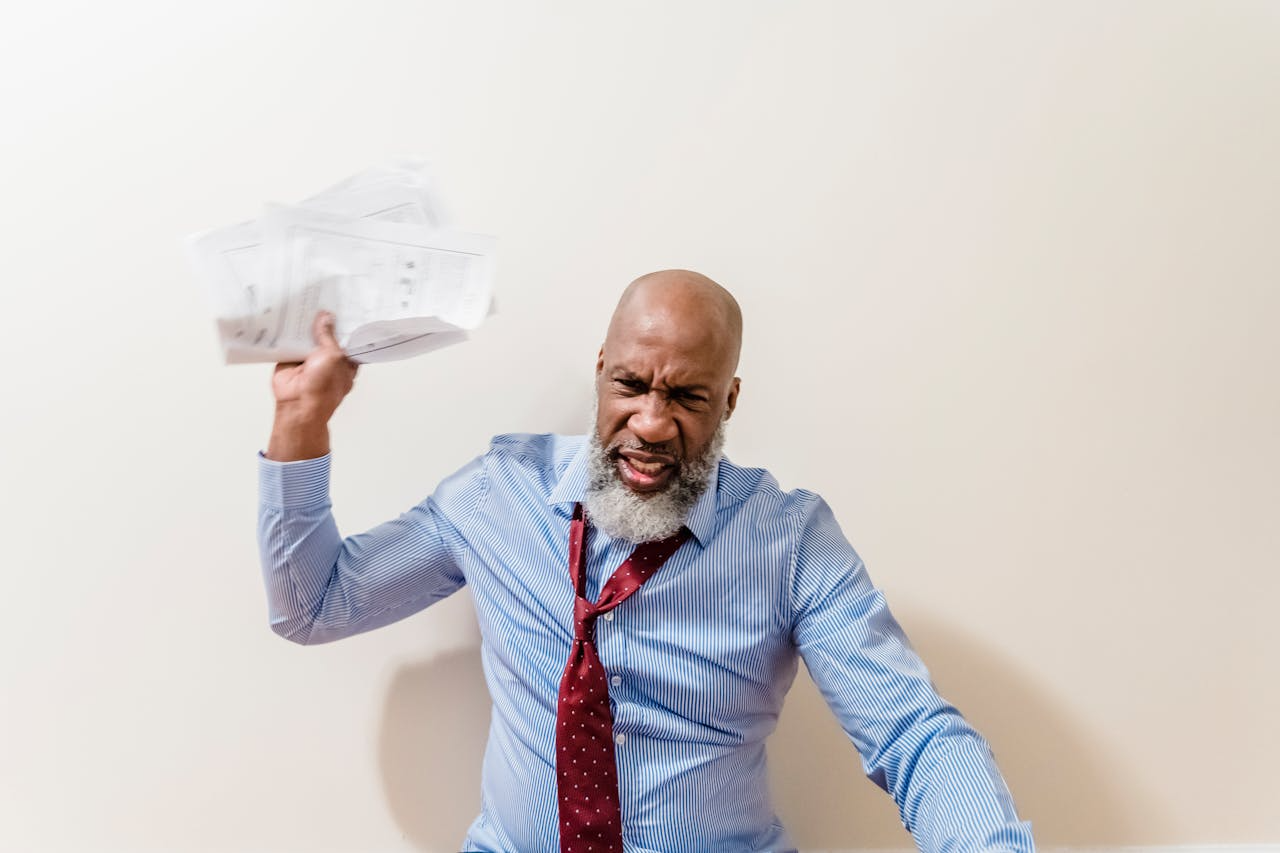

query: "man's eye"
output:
616 379 644 393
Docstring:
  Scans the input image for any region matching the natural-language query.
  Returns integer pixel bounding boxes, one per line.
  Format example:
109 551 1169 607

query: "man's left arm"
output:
788 493 1035 852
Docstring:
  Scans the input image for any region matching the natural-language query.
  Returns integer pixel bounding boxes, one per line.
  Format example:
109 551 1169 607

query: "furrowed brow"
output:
667 383 711 398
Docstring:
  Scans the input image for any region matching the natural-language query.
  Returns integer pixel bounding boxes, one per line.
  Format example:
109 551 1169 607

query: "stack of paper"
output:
186 161 497 364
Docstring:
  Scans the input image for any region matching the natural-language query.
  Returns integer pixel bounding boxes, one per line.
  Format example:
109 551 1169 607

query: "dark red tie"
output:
556 504 690 853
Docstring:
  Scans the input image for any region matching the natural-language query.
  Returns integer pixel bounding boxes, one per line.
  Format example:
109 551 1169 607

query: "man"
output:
258 270 1035 852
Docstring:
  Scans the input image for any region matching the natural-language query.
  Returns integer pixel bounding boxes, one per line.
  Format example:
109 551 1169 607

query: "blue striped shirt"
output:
258 433 1034 852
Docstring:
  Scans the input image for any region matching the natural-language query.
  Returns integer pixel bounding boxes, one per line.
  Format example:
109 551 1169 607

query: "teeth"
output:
628 459 665 475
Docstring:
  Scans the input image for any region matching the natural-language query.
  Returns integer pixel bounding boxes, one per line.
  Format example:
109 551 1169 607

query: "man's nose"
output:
628 394 679 446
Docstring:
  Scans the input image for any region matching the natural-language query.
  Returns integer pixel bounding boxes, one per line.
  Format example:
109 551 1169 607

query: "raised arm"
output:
257 312 475 644
789 494 1035 851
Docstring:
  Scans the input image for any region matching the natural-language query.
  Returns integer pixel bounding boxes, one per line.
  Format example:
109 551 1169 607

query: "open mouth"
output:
614 450 677 493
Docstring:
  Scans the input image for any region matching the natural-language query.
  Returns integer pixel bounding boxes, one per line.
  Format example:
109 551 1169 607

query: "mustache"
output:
607 439 682 462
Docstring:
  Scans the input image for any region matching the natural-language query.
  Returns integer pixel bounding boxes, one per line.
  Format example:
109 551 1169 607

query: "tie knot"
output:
573 596 598 639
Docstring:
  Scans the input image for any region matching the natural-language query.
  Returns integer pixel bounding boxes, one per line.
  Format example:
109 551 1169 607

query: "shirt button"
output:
602 612 613 621
610 675 622 687
615 733 626 745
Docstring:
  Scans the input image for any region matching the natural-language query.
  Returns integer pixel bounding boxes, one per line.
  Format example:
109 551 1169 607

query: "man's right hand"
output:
265 311 359 462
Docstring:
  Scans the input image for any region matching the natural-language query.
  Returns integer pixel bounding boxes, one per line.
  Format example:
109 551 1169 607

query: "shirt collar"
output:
547 436 719 548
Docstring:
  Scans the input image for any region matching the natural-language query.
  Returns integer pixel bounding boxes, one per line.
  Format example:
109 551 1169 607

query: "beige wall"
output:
2 1 1276 849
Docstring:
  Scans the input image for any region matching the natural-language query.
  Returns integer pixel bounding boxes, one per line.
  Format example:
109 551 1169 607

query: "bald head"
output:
605 269 743 380
591 270 742 511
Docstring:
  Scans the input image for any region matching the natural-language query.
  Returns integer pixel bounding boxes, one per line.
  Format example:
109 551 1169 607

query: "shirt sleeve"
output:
789 492 1035 852
256 451 484 645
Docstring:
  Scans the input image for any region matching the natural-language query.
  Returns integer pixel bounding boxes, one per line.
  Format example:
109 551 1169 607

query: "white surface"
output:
1 1 1277 850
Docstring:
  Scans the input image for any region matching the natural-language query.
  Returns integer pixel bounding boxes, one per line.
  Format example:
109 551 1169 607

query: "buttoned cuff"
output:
258 451 331 509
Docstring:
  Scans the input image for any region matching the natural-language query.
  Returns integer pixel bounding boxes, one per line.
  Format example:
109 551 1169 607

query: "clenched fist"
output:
266 312 359 461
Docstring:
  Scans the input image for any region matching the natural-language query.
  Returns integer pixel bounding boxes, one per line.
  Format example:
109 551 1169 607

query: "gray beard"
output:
583 421 726 543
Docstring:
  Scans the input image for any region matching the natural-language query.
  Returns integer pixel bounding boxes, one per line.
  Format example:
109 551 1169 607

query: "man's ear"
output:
724 377 741 420
595 345 605 376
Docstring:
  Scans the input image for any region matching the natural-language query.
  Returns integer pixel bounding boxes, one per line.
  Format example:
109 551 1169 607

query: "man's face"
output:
593 316 739 498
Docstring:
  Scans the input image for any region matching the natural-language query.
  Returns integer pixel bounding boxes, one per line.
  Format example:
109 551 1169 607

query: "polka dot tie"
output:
556 503 690 853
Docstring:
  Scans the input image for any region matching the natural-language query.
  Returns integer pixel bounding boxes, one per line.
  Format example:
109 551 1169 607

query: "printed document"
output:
187 162 495 364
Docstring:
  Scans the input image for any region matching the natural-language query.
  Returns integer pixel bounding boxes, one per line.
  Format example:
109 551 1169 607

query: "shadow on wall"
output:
769 607 1164 848
378 646 489 852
